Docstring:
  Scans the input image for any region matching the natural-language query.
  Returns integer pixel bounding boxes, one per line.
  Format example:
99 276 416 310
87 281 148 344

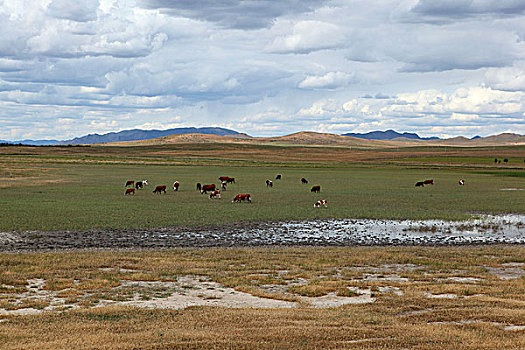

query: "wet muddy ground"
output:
1 214 524 252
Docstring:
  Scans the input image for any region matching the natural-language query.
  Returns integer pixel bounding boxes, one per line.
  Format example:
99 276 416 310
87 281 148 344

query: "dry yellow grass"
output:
0 246 524 349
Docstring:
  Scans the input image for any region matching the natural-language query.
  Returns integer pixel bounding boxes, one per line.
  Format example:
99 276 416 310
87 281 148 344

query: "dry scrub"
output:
0 246 524 349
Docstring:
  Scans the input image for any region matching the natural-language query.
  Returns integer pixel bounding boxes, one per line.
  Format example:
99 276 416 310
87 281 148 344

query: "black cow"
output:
196 183 202 191
415 181 425 187
310 185 320 193
266 180 273 187
276 174 282 180
301 178 308 184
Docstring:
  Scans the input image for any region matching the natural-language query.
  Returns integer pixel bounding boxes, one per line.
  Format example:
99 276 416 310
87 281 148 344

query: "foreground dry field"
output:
1 142 524 349
1 246 524 349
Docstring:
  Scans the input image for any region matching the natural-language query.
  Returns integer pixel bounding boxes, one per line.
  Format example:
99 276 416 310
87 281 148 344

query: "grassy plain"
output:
0 144 524 231
1 143 524 349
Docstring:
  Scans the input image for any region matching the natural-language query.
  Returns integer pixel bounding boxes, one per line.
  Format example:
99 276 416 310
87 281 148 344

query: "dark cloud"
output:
410 0 525 22
138 0 327 29
47 0 100 22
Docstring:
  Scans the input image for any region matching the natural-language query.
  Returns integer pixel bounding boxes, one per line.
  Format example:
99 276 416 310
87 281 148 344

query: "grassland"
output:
0 142 524 349
0 143 524 231
0 246 524 349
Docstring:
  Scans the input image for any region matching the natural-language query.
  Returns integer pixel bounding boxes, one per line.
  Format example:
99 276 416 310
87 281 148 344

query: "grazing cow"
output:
125 188 135 195
135 180 148 189
266 179 273 187
221 181 227 190
196 183 202 191
301 178 308 184
209 190 221 199
314 200 327 208
415 181 425 187
423 179 434 185
219 176 235 184
458 179 465 186
310 185 321 193
153 185 167 194
201 184 216 194
173 181 180 191
276 174 282 180
125 180 134 187
232 193 251 203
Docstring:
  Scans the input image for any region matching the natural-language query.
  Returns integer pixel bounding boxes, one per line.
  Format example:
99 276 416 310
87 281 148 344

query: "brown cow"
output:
423 179 434 185
219 176 235 183
201 184 216 194
153 185 167 194
125 180 134 187
301 178 308 184
209 190 221 199
310 185 320 193
232 194 251 203
125 188 135 195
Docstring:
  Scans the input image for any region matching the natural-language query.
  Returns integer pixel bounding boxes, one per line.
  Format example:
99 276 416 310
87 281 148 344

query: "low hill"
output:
59 127 247 145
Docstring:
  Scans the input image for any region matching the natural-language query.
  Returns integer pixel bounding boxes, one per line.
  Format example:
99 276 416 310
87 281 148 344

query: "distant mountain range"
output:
342 129 439 140
1 127 247 145
1 128 522 146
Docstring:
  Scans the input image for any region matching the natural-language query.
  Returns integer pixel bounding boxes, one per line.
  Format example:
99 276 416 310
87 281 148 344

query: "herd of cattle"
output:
123 175 467 207
123 174 326 207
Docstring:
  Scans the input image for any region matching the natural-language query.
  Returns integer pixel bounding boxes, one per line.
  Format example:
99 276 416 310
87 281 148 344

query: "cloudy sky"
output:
1 0 525 140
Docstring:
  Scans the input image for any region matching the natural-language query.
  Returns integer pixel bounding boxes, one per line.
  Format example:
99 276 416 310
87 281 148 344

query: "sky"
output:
1 0 525 140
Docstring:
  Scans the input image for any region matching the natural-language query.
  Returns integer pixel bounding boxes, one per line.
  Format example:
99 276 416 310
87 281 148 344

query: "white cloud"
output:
298 71 355 89
0 0 525 140
267 20 345 54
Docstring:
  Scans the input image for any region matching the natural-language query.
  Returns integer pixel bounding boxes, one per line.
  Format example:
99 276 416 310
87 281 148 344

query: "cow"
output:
218 176 229 182
266 180 273 187
196 183 202 191
415 181 425 187
125 180 134 187
125 188 135 195
221 181 227 190
226 177 235 184
458 179 465 186
201 184 216 194
173 181 180 191
301 178 308 184
276 174 282 180
135 180 148 189
209 190 221 199
153 185 167 194
314 200 327 208
423 179 434 185
232 194 251 203
310 185 321 193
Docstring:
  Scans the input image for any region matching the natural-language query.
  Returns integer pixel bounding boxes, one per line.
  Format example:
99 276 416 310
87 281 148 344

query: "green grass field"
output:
0 161 524 231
